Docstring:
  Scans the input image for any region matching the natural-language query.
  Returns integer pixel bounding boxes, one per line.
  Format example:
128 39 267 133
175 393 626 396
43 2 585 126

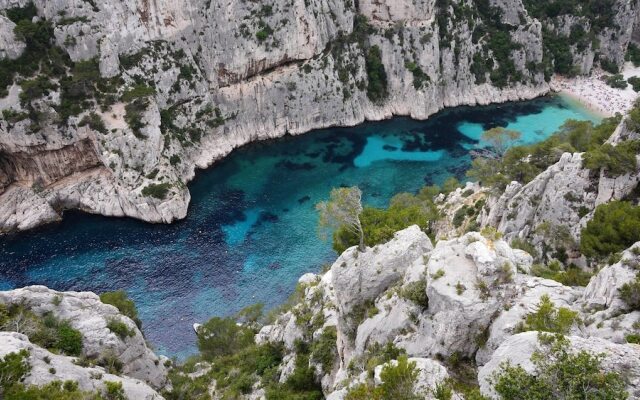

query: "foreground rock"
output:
0 286 168 389
478 331 640 399
0 332 163 400
255 227 640 398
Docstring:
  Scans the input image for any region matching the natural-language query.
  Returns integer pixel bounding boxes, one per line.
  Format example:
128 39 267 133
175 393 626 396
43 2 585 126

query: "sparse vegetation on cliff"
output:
491 334 628 400
580 201 640 259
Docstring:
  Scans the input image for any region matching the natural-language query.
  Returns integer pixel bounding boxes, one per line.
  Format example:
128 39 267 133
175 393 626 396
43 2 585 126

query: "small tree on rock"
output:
317 187 365 251
482 127 521 157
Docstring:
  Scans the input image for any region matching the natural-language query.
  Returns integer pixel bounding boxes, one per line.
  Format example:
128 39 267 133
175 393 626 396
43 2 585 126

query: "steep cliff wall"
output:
0 0 638 233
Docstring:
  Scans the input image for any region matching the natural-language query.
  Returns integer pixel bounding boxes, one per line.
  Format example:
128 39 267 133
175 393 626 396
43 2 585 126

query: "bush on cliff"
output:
582 140 640 177
467 117 620 191
515 295 579 335
332 188 439 253
1 305 83 357
197 317 254 360
141 183 171 200
491 334 628 399
0 349 125 399
365 46 388 103
619 274 640 311
580 201 640 259
345 355 422 400
99 290 142 329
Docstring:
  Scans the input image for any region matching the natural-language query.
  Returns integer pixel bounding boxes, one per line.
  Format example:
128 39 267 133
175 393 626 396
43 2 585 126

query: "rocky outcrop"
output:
331 226 433 316
478 331 640 399
0 331 163 400
2 0 637 233
481 148 640 261
0 286 169 389
254 227 640 398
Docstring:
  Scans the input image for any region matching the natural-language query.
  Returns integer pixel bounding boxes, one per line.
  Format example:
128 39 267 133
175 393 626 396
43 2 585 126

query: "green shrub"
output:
24 312 83 356
628 76 640 92
106 318 135 340
265 353 323 400
124 99 149 139
580 201 640 259
345 355 421 400
625 333 640 344
0 350 30 391
332 191 438 253
400 280 429 309
467 117 620 191
4 380 105 399
491 334 628 399
531 262 593 286
99 290 142 328
141 183 171 200
510 238 538 259
19 75 57 105
196 317 254 360
55 322 83 356
601 58 619 74
96 351 123 375
311 326 337 373
626 43 640 66
365 46 388 103
582 141 640 177
121 84 155 102
516 295 579 334
405 61 430 89
619 274 640 311
359 342 406 377
605 74 627 89
103 381 127 400
79 112 107 134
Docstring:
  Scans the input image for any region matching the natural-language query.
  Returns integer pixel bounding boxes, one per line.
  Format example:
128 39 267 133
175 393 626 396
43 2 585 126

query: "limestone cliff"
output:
250 227 640 399
1 0 638 232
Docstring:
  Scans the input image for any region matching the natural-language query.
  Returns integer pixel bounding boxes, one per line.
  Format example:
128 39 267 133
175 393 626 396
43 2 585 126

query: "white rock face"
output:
354 294 418 355
331 226 432 317
478 331 640 399
475 275 582 365
0 15 25 59
0 185 61 231
0 286 168 389
397 233 529 358
0 332 163 399
582 260 638 313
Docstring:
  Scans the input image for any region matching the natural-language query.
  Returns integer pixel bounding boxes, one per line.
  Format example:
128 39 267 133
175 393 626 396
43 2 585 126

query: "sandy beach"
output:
551 62 640 117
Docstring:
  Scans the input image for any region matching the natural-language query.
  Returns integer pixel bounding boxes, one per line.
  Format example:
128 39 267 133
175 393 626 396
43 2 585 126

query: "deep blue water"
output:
0 95 599 358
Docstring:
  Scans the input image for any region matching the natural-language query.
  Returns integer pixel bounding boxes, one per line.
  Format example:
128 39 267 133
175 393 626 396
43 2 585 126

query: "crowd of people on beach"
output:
551 65 640 116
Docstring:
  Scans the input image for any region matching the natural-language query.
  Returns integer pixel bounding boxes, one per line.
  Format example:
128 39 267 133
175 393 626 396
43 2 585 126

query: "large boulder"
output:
330 225 432 317
397 232 528 358
476 276 582 365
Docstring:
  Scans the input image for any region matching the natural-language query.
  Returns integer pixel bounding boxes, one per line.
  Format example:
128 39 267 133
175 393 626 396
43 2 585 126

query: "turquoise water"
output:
0 95 599 358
